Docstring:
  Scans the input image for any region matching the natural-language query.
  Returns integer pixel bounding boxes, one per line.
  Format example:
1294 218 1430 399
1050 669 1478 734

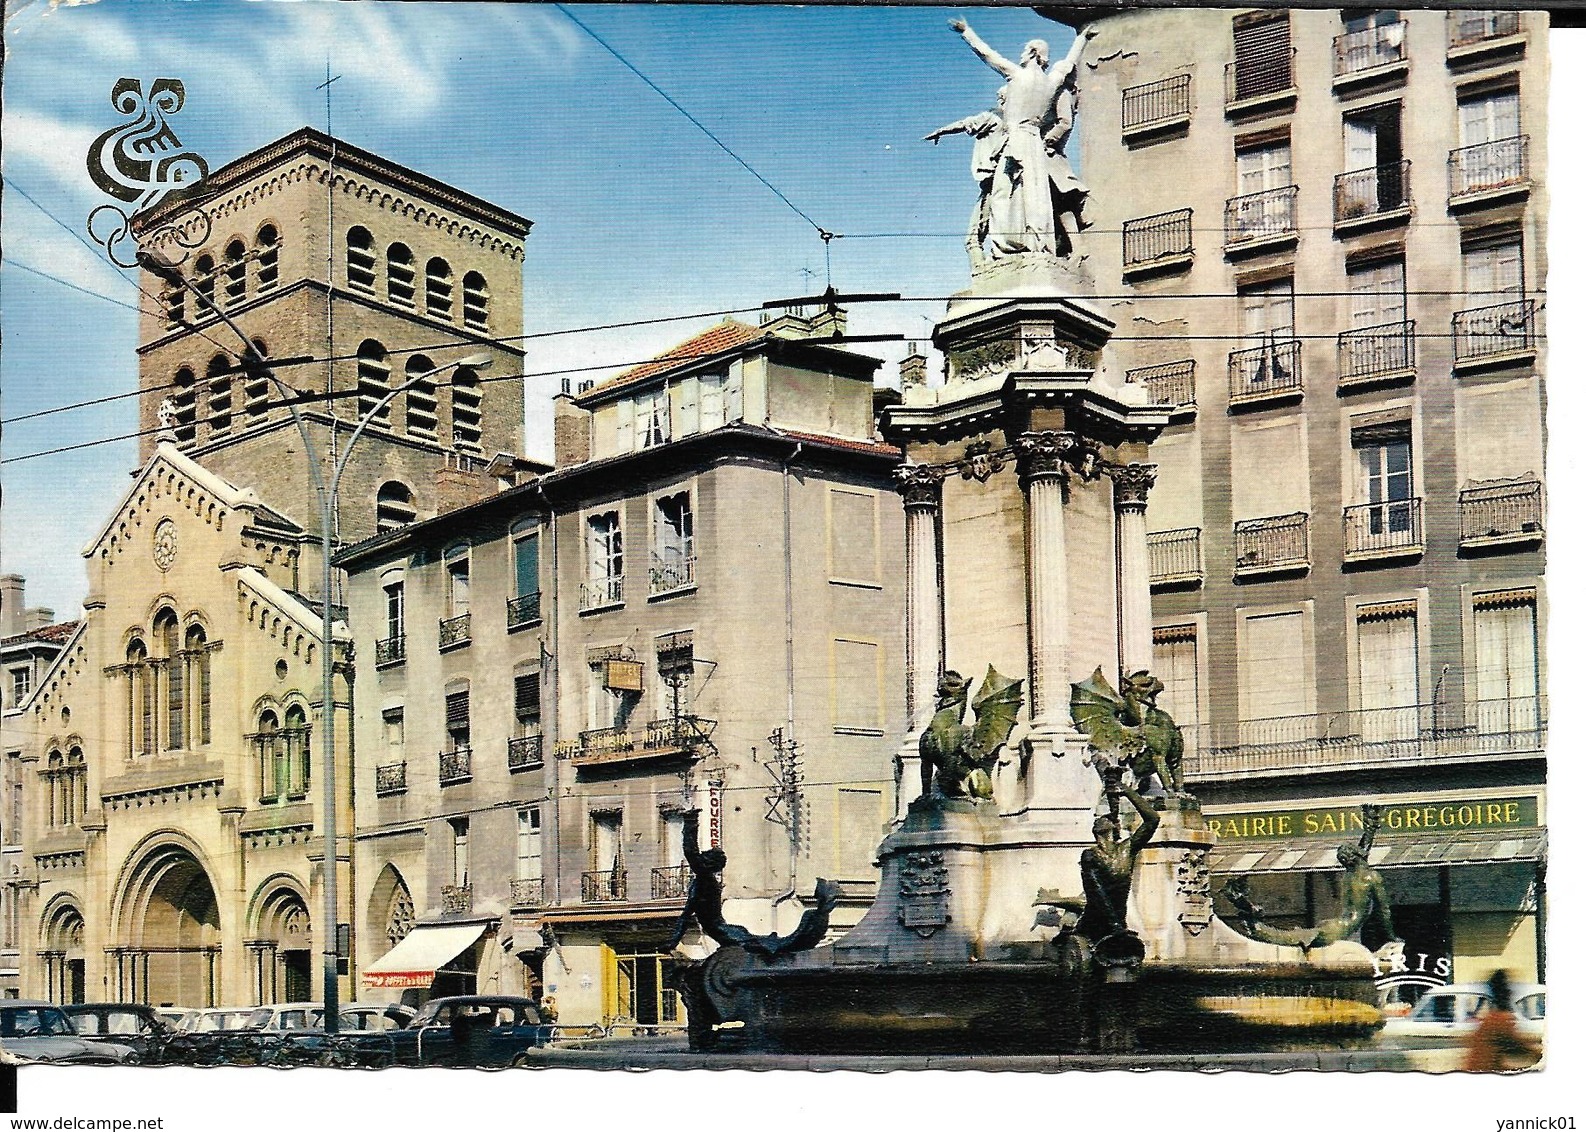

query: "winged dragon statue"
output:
919 666 1025 801
1069 667 1186 798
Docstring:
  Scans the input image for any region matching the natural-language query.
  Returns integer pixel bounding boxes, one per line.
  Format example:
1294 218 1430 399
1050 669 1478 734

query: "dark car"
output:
382 996 550 1067
0 1002 139 1065
58 1003 175 1063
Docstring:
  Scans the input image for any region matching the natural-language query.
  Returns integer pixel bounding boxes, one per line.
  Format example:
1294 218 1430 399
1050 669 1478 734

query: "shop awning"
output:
1211 828 1547 875
363 921 488 990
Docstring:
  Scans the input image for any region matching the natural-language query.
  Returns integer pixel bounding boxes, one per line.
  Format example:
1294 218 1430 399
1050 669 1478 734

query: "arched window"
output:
346 226 375 294
356 340 391 426
255 224 280 292
162 274 186 328
244 339 271 421
404 355 438 439
206 354 233 436
185 624 211 746
126 639 152 758
172 367 197 444
451 367 482 451
46 750 63 828
155 610 183 751
462 272 488 332
223 239 247 306
284 705 310 799
425 257 453 320
193 254 216 311
255 710 282 803
387 243 416 308
66 748 87 827
376 482 416 532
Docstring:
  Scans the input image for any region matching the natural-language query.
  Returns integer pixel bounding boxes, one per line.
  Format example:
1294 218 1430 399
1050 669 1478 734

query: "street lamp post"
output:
138 247 491 1034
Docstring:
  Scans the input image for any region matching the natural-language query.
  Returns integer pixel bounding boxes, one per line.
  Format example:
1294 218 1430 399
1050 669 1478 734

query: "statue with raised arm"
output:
946 18 1096 259
924 96 1007 269
1075 780 1160 945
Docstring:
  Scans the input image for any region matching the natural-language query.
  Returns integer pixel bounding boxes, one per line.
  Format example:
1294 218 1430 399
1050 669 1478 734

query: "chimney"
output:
808 304 848 340
24 607 55 633
433 459 494 516
0 575 25 637
898 351 930 390
760 305 814 339
554 393 592 466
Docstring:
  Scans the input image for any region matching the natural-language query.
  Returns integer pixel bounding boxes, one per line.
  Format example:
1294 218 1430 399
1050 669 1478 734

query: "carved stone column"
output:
1111 463 1157 678
893 465 945 823
1014 432 1076 725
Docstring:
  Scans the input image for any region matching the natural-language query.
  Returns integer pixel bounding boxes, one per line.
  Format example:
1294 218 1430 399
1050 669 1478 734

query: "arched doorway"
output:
114 842 221 1007
250 882 313 1004
41 901 86 1004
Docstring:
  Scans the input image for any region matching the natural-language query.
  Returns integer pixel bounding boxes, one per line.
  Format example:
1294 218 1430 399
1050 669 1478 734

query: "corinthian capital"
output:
1013 430 1083 485
894 464 946 508
1110 462 1158 510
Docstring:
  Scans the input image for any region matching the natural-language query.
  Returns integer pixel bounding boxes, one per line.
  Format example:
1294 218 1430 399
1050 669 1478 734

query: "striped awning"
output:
1211 827 1547 874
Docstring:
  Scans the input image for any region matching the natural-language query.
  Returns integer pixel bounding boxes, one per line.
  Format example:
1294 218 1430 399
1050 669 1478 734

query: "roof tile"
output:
579 319 765 401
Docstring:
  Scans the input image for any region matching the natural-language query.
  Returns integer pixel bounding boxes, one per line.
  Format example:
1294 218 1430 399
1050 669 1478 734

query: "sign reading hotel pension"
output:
1207 796 1538 842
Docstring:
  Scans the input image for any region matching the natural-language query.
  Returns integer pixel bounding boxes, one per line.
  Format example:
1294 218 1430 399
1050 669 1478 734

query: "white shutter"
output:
1240 611 1308 722
1357 608 1419 740
615 398 636 452
1474 599 1538 732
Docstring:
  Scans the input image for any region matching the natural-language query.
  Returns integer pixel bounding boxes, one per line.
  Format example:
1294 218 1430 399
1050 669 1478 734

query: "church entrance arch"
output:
40 899 86 1004
248 880 313 1004
113 840 221 1007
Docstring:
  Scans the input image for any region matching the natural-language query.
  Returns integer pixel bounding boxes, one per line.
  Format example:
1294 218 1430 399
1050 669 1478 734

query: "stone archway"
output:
249 881 313 1005
40 899 86 1004
113 841 222 1007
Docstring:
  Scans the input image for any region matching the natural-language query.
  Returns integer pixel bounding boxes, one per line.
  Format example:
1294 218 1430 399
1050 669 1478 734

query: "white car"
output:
1380 982 1545 1044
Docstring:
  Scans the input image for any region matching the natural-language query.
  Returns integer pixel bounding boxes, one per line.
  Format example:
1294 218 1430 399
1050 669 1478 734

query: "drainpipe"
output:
544 483 563 917
771 438 805 925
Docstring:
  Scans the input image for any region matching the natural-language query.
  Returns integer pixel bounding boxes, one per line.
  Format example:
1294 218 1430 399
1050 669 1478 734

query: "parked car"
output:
0 1002 140 1065
58 1003 175 1062
241 1002 325 1032
337 1003 415 1033
155 1007 200 1031
378 996 550 1067
162 1005 268 1065
1380 983 1545 1046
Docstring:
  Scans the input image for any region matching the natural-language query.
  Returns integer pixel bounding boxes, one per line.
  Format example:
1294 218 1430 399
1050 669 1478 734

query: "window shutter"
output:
445 690 470 728
515 674 541 721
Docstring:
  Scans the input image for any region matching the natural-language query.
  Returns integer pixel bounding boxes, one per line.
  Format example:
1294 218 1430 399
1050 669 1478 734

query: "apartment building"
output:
1077 8 1547 990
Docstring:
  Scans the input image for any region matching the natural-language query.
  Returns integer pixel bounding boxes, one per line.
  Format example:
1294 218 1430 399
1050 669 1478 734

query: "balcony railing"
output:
1228 338 1302 403
439 746 472 785
438 613 471 649
1448 136 1529 200
1339 320 1415 383
507 734 544 772
1460 477 1543 545
582 869 627 903
1234 513 1309 575
1453 300 1536 363
1148 528 1203 586
374 635 405 668
1225 185 1297 248
441 885 473 916
1121 74 1191 133
510 877 546 907
506 591 542 629
1334 161 1410 224
1122 208 1193 270
1333 20 1407 76
652 864 689 900
1343 498 1424 559
1225 49 1295 106
1182 696 1546 780
580 576 624 612
556 715 714 768
1126 359 1196 409
649 554 697 596
374 761 406 796
1448 9 1521 50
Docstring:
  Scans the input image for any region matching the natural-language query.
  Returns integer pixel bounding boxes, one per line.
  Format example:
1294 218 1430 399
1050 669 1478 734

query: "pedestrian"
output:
1463 969 1541 1071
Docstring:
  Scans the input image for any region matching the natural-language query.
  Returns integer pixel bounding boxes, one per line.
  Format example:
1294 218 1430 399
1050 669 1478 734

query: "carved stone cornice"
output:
894 464 947 508
1109 462 1158 511
1013 431 1103 485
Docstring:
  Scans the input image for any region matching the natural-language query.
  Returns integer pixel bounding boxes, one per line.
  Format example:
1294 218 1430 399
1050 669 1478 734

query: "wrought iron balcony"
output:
1181 695 1546 781
438 613 471 649
1448 136 1529 201
652 864 689 900
506 591 542 630
1233 513 1309 576
1224 186 1297 248
1147 528 1203 588
1228 338 1302 404
580 576 624 612
555 715 714 768
439 746 472 785
1333 20 1407 77
1126 359 1196 409
1453 300 1536 364
1460 477 1543 547
374 635 405 668
1121 74 1191 135
374 761 406 796
1333 161 1410 226
441 885 473 916
1447 9 1522 51
1122 208 1193 271
581 869 627 903
510 877 546 907
649 554 697 596
507 734 544 773
1343 498 1424 560
1224 49 1296 107
1338 320 1415 384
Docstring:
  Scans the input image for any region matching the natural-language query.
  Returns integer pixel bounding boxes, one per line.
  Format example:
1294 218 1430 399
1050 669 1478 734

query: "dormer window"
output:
637 388 670 449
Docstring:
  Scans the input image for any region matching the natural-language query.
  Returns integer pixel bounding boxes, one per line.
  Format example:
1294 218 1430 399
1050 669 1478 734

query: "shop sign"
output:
604 660 643 691
708 777 724 849
1206 795 1537 842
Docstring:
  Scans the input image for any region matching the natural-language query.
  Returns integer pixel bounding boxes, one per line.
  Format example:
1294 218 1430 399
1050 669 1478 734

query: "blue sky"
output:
0 1 1072 616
